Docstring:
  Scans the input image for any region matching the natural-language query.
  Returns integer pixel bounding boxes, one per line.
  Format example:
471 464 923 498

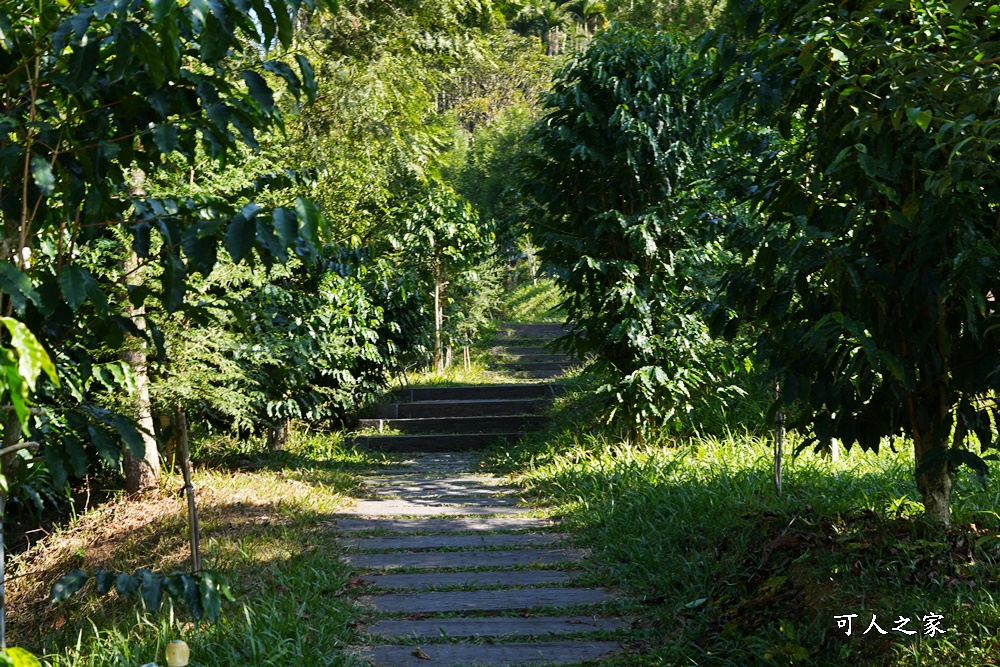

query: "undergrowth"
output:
485 382 1000 666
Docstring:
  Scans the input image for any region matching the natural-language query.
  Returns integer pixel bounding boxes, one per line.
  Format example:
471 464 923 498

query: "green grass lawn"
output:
484 385 1000 667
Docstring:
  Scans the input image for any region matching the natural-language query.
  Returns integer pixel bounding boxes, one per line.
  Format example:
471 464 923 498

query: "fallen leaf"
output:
412 647 432 660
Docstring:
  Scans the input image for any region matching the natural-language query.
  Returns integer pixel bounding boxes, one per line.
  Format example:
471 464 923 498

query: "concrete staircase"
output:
340 323 622 665
340 453 624 666
355 323 572 453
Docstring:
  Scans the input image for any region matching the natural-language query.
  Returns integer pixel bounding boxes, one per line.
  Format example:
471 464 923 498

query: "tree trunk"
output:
267 418 291 451
121 343 160 494
434 266 444 373
120 250 160 495
911 389 953 526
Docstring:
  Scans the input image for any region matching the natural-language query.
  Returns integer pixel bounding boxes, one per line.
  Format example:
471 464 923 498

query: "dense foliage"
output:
708 0 1000 524
522 26 743 436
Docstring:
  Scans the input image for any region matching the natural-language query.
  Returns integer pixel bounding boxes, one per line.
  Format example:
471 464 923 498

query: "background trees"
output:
522 26 741 437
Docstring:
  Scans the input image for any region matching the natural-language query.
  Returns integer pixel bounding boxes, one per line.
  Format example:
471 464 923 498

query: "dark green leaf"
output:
242 71 274 113
295 54 317 102
96 569 115 595
115 572 140 597
88 425 120 464
138 569 164 611
50 570 89 603
0 261 40 312
112 414 147 458
226 203 262 263
152 124 179 154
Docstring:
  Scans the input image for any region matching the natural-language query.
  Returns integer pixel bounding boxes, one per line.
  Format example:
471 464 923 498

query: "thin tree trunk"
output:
773 382 783 496
176 407 201 573
120 254 160 495
911 388 953 526
434 266 444 372
267 417 290 451
0 412 15 650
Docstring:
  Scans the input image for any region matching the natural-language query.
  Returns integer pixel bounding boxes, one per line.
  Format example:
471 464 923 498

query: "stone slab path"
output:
339 452 625 666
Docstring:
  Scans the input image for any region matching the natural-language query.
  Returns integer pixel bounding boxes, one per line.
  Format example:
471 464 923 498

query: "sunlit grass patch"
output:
502 279 567 323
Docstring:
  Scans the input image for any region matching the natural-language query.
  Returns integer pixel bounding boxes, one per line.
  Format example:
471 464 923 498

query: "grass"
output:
501 279 567 323
6 430 400 667
482 387 1000 666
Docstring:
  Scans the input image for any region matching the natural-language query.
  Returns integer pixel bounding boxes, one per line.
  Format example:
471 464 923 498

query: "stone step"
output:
353 433 527 452
353 499 532 517
361 641 620 666
346 548 587 571
505 370 567 379
492 353 571 363
342 533 565 552
375 398 550 419
491 362 571 373
497 322 568 335
491 346 558 355
392 384 563 403
358 415 549 434
361 588 612 613
363 476 508 486
359 569 577 591
334 518 553 533
366 615 627 639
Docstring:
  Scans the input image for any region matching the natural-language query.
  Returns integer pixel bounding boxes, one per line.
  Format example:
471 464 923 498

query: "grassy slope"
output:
484 380 1000 667
7 433 396 667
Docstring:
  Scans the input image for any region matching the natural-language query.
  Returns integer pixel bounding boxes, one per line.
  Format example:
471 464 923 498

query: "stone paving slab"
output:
359 569 578 591
360 588 612 613
353 500 533 517
361 641 620 666
367 488 518 500
366 615 627 638
343 549 588 569
364 476 507 486
342 533 567 552
360 496 522 507
346 548 587 570
335 518 553 533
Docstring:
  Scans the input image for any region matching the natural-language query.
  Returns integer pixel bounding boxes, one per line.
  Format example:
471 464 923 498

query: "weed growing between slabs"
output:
6 430 394 667
485 385 1000 666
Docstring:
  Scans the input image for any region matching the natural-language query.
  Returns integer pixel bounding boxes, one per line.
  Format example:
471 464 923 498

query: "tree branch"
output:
0 441 40 457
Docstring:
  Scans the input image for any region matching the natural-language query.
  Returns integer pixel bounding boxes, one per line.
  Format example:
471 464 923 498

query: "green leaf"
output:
263 60 300 102
88 425 120 464
225 204 261 263
4 647 42 667
58 265 97 311
42 443 69 489
0 316 58 391
0 261 40 312
30 155 55 195
251 0 276 46
50 570 89 603
152 124 179 154
161 251 187 313
181 225 218 278
115 572 140 597
151 0 177 23
950 0 971 16
96 569 115 595
138 569 164 611
182 574 205 620
65 435 88 477
295 54 317 102
274 2 293 47
242 71 274 113
272 207 297 247
112 414 147 458
906 107 933 132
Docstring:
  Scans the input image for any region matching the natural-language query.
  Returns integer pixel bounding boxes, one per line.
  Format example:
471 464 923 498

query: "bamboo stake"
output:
175 407 201 573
